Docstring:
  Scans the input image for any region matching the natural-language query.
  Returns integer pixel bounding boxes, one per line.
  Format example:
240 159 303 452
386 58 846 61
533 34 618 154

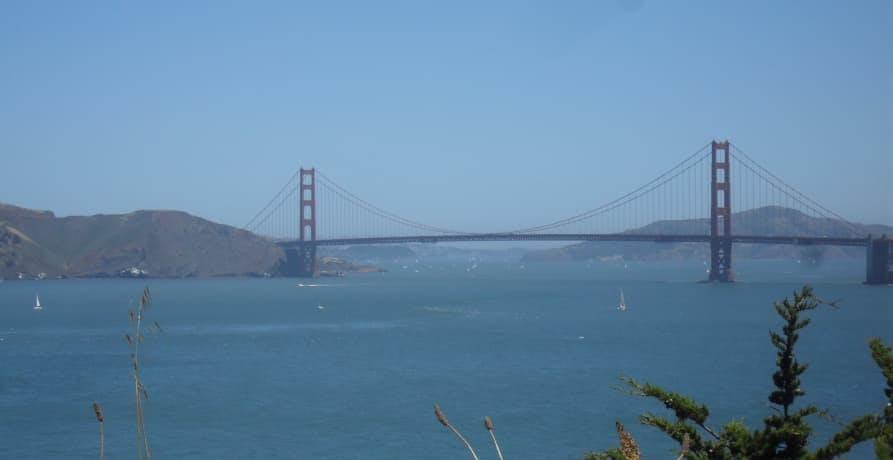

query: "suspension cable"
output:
730 144 850 223
315 170 470 235
507 142 713 233
244 170 300 231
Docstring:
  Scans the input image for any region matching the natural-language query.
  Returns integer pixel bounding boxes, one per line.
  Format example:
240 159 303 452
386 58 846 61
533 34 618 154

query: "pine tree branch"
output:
639 414 707 451
812 414 884 460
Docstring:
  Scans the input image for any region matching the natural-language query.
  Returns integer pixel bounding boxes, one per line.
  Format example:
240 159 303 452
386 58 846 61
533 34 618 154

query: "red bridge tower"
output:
280 168 318 277
298 168 317 276
709 140 733 282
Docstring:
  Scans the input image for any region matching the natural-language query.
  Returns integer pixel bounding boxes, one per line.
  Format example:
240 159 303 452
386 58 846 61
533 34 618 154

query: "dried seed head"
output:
140 287 151 308
153 321 161 332
483 416 494 431
92 401 104 423
129 310 134 324
142 389 149 401
125 334 132 345
434 404 449 426
616 421 641 460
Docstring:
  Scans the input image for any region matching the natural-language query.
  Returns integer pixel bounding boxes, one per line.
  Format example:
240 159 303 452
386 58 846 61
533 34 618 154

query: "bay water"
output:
1 258 890 459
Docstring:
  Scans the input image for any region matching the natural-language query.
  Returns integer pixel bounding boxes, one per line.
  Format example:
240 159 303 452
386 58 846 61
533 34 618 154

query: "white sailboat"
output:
617 290 626 311
34 293 43 311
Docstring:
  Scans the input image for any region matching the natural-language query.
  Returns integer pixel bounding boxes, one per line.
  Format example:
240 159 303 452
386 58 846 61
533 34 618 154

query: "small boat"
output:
317 304 326 310
34 294 43 311
617 290 626 311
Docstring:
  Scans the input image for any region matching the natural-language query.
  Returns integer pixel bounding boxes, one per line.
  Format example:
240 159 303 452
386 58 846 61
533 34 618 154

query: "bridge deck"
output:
276 234 869 247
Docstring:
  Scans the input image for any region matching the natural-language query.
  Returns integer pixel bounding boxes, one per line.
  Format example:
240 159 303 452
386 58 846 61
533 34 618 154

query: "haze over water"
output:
0 257 890 459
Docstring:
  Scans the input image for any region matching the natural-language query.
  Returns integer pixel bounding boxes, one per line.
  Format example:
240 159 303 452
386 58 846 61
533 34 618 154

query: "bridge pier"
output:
866 235 893 284
709 237 734 282
278 244 317 277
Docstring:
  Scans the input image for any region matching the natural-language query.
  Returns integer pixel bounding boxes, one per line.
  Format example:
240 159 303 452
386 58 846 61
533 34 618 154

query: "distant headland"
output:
0 203 380 280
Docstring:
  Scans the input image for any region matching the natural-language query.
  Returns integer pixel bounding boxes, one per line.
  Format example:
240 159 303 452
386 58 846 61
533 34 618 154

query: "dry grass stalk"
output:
433 404 480 460
615 421 641 460
483 416 505 460
93 401 104 460
130 286 153 460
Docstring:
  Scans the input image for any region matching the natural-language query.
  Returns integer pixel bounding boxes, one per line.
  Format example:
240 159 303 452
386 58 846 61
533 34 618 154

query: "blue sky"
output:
1 1 890 231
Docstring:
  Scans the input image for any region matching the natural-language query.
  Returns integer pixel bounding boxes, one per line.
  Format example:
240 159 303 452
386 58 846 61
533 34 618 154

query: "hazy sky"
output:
1 1 891 231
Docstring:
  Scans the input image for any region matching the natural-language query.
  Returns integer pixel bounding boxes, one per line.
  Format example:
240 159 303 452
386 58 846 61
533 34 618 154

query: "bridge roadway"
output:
277 233 870 248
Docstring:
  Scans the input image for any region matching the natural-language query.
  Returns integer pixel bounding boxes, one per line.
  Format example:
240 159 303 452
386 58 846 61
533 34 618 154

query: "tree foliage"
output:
587 285 891 459
869 337 893 458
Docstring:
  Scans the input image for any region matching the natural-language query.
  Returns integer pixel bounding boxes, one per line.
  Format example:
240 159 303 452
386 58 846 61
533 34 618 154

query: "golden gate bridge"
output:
244 141 892 284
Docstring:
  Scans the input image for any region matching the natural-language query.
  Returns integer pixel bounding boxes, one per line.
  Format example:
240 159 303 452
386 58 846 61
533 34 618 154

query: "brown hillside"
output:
0 203 283 278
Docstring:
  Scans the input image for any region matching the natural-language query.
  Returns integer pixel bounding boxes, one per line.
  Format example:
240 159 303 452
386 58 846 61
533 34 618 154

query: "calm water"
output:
1 258 890 459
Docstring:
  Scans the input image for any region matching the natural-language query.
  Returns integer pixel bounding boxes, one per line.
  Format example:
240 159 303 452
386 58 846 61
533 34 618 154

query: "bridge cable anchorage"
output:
729 143 860 234
244 169 301 232
505 142 713 234
315 170 472 236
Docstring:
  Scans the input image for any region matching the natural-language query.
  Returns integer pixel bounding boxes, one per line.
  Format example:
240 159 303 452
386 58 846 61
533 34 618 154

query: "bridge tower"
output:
300 168 317 244
709 140 734 282
298 168 318 276
280 168 318 277
866 235 893 284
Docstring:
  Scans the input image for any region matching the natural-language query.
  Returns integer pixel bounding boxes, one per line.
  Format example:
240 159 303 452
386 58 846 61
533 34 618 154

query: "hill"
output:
0 203 283 279
522 206 892 263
